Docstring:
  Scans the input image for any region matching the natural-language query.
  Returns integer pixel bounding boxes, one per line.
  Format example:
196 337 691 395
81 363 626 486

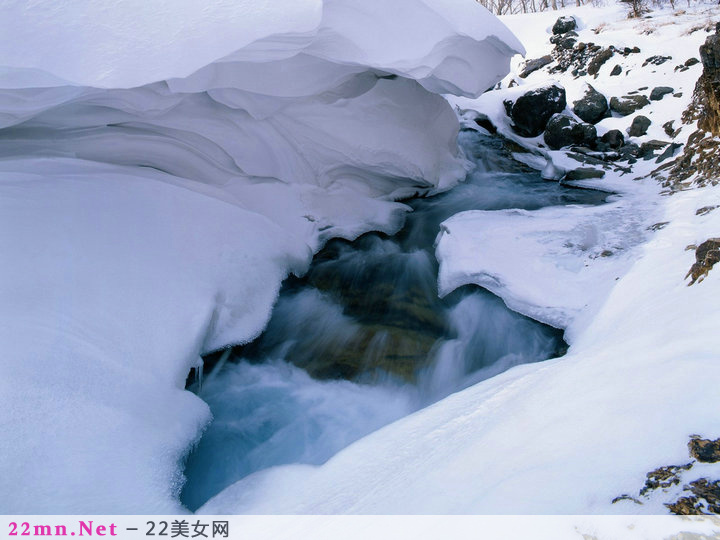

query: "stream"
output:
180 129 610 511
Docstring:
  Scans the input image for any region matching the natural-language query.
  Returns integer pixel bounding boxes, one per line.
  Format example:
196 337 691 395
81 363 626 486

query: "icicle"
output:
194 357 204 392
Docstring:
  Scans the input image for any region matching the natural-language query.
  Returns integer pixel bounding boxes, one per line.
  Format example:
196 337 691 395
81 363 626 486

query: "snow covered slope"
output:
0 0 521 513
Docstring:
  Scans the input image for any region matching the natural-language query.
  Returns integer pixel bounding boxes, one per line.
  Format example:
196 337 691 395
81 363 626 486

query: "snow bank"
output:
0 0 521 513
434 188 659 338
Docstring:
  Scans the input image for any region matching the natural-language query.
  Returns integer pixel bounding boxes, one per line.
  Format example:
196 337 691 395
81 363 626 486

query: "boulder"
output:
601 129 625 149
519 55 553 78
543 113 597 150
610 65 622 76
552 16 577 35
504 84 567 137
573 84 609 124
610 95 650 115
627 115 651 137
650 86 674 101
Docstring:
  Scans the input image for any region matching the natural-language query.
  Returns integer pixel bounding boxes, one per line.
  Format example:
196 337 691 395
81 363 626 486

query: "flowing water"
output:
180 130 609 511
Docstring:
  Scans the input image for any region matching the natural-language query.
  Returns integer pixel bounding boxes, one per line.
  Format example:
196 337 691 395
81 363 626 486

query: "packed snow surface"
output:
0 0 522 513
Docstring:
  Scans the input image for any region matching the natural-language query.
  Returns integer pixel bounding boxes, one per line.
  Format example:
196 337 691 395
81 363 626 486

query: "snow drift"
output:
0 0 522 512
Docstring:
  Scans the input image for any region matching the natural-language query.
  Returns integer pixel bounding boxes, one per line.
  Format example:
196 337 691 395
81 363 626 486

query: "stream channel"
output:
181 129 610 511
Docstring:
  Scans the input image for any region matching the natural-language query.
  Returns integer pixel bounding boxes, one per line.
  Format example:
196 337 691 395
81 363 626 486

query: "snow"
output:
435 198 654 333
199 2 720 515
0 0 521 514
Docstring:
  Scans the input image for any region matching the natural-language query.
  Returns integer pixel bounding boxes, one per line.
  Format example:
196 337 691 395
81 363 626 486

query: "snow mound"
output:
434 197 655 334
0 0 521 513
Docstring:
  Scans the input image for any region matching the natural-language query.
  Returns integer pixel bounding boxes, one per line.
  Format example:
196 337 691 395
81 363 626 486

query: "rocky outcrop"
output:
689 437 720 463
610 94 650 115
543 114 596 150
504 84 566 137
573 84 609 123
686 238 720 285
613 435 720 515
660 24 720 189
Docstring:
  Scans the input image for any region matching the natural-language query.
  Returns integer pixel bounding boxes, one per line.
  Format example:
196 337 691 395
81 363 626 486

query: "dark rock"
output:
550 30 578 45
519 55 553 78
640 463 693 496
610 64 623 76
696 205 719 216
474 114 497 134
573 84 609 124
655 142 682 163
650 86 674 100
601 129 625 149
564 167 606 180
617 143 640 161
558 36 577 50
610 95 650 115
688 437 720 463
627 115 652 137
639 140 669 160
686 239 720 285
667 479 720 515
588 47 614 76
663 120 677 138
543 113 597 150
685 57 700 67
552 16 577 35
505 84 567 137
643 55 672 67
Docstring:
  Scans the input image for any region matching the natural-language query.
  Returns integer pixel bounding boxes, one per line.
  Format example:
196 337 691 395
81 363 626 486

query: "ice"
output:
0 0 521 513
434 197 658 335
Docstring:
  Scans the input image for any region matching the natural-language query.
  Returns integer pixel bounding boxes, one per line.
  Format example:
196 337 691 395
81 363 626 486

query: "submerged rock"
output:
504 84 567 137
